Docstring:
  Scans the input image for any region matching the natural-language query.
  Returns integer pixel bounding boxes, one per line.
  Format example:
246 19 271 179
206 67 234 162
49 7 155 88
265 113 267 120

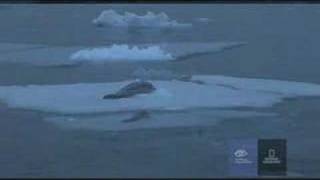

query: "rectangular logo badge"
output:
228 139 258 177
258 139 287 176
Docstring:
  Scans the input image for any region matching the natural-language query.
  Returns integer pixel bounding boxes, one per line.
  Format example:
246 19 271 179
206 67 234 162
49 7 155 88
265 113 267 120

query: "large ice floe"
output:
0 75 320 114
69 42 245 63
92 9 192 28
70 44 174 62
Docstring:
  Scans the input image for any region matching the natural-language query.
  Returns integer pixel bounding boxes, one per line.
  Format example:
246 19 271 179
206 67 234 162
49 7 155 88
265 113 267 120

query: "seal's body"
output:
103 81 156 99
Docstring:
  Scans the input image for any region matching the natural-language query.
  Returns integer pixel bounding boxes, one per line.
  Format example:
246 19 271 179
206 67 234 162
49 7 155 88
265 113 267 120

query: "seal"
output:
103 80 156 99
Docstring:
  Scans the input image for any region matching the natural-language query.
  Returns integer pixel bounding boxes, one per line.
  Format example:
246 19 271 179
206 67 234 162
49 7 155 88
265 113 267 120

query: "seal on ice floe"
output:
103 81 156 99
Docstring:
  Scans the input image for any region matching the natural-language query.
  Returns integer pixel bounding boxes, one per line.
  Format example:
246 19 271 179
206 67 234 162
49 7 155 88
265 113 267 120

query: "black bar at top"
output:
0 0 319 4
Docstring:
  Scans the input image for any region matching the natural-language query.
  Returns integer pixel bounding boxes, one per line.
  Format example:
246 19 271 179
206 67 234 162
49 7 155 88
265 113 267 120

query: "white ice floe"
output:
0 75 320 114
92 9 192 28
70 44 174 62
69 42 245 63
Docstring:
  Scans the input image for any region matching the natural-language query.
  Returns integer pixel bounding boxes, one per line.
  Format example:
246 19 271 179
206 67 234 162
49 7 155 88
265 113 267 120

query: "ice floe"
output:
70 44 174 62
0 75 319 114
92 9 192 28
69 42 245 63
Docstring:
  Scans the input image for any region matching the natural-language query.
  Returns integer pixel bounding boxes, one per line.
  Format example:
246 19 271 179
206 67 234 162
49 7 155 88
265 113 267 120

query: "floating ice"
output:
69 42 246 63
70 44 174 62
92 9 192 28
0 75 320 114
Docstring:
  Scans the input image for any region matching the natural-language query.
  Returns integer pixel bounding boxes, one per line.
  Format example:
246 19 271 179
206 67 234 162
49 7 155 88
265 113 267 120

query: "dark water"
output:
0 4 320 178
